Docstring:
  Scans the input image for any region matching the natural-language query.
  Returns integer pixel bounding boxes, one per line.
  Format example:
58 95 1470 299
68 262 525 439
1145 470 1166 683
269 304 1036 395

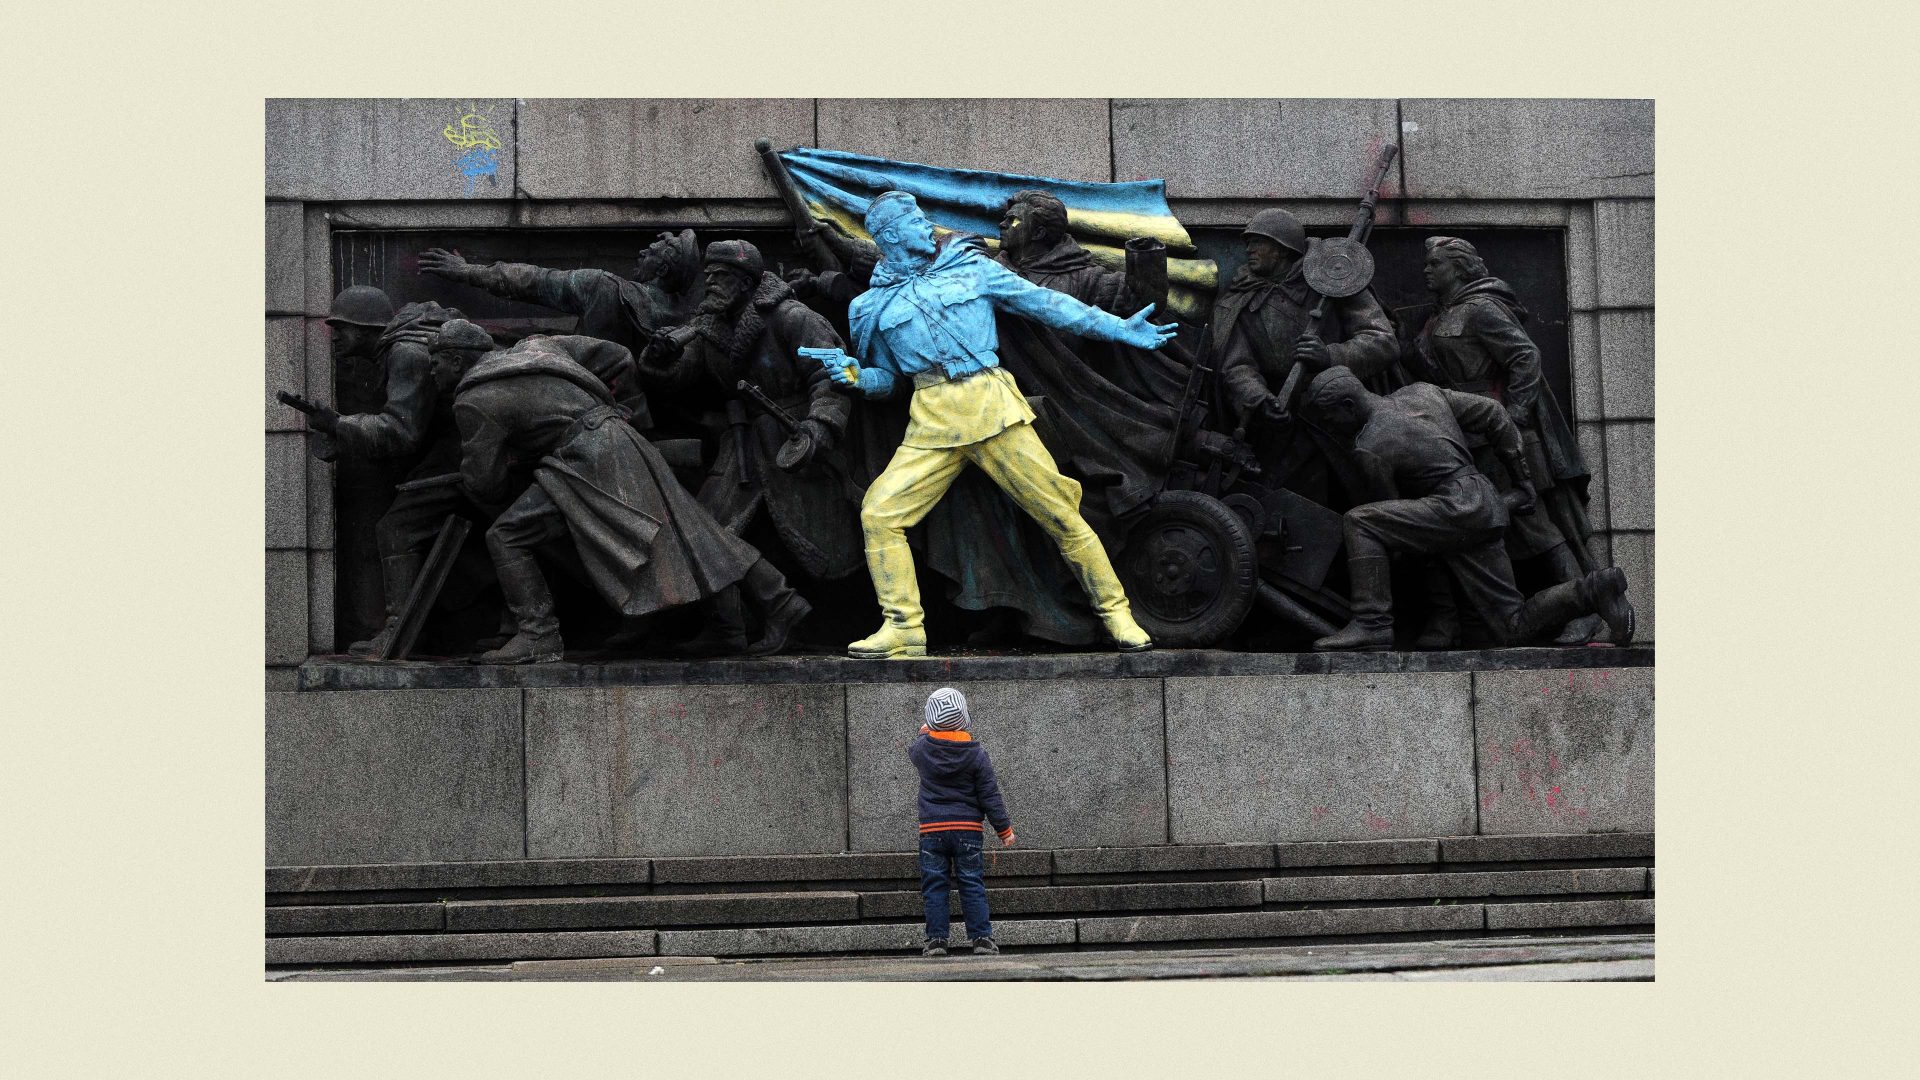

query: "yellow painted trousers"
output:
860 418 1134 630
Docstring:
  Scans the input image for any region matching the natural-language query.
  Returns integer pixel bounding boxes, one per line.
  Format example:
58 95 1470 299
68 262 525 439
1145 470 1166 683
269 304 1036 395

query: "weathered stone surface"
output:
818 99 1111 183
1264 867 1644 903
267 930 655 966
1271 838 1440 868
266 99 517 201
266 903 444 935
1472 668 1653 835
1577 422 1611 531
1111 99 1400 198
304 451 334 552
1593 199 1655 308
1604 421 1655 530
658 919 1076 957
1052 843 1272 876
307 551 334 655
516 99 813 199
266 203 305 314
848 679 1167 851
1485 899 1654 930
651 850 1049 884
1400 99 1653 199
1439 832 1654 863
524 684 847 859
266 318 305 431
266 667 297 692
298 643 1655 691
268 858 653 894
265 433 306 549
303 208 332 319
1165 674 1476 843
1567 202 1597 312
445 891 858 932
1611 532 1655 643
1598 310 1655 420
265 552 309 666
1401 201 1570 228
1077 904 1483 945
1570 311 1602 423
266 689 524 865
860 880 1261 919
1395 958 1653 981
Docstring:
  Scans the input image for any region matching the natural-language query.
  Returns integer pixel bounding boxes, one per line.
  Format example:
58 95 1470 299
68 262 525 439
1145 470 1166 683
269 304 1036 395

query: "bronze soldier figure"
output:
281 287 467 656
638 239 864 654
1301 367 1633 651
1407 236 1604 645
1210 209 1400 504
430 320 811 664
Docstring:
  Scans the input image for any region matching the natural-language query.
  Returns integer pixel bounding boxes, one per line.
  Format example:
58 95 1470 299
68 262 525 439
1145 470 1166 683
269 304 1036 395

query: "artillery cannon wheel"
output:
1118 490 1258 648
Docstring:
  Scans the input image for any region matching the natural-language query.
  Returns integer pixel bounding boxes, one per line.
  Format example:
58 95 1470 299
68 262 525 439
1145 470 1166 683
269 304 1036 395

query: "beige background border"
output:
7 0 1912 1076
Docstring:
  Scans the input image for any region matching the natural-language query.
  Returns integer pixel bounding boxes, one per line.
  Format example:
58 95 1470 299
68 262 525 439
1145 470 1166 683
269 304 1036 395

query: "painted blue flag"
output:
776 146 1217 318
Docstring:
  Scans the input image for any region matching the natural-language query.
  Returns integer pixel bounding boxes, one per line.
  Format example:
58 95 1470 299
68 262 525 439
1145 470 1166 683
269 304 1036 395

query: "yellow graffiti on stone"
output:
443 110 502 152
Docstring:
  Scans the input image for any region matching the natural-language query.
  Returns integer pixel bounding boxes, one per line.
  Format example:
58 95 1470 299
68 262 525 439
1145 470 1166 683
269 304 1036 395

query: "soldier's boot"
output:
348 554 423 658
1507 567 1634 646
1542 543 1606 645
1411 565 1461 650
1059 533 1154 653
741 560 813 657
676 587 750 657
850 536 926 659
474 554 564 664
473 609 518 652
1313 557 1395 651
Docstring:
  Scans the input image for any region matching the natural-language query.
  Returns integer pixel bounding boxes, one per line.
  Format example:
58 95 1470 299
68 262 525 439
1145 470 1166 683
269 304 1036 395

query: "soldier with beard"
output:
1407 236 1603 645
431 320 813 664
1210 209 1400 505
638 239 862 655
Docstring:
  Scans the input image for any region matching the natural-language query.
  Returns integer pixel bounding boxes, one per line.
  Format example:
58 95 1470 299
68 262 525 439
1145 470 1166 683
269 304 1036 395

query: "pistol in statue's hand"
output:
798 346 859 388
1120 304 1178 351
277 390 341 433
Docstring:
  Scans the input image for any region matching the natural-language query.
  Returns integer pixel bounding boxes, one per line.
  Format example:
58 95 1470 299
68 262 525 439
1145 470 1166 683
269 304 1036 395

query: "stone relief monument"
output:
277 125 1641 664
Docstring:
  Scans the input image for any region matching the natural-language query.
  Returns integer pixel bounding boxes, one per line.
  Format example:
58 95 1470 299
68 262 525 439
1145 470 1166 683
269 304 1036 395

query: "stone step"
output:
267 930 656 966
1486 899 1655 931
443 891 858 932
657 920 1077 957
1263 867 1646 903
267 833 1650 899
1077 904 1486 946
268 903 445 935
859 880 1264 919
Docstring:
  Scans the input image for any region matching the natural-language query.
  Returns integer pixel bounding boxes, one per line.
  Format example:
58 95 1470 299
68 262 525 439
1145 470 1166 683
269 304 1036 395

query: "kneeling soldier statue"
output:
1302 367 1634 651
429 320 811 664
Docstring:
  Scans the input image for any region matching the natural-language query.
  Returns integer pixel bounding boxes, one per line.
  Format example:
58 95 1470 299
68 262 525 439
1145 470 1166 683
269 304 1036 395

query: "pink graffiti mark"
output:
1311 805 1330 819
1481 791 1500 810
1545 785 1564 809
1363 812 1391 831
1547 752 1562 775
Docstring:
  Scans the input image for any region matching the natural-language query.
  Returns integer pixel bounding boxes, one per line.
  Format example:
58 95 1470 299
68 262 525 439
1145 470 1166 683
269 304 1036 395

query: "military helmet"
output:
703 239 766 280
326 285 395 328
1242 209 1308 256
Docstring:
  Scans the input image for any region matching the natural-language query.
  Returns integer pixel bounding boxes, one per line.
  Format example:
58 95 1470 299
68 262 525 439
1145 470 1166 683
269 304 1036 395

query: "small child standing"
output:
908 687 1015 957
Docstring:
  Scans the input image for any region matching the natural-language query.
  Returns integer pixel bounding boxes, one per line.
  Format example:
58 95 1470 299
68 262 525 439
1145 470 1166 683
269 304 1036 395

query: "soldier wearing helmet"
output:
638 239 864 655
1208 208 1399 504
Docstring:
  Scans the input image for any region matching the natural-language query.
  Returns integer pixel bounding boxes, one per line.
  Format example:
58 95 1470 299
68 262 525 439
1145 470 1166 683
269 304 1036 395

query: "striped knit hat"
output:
924 687 970 731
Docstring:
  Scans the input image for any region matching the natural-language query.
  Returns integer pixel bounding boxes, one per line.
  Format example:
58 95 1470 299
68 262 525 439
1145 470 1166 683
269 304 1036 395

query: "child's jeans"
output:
919 830 992 942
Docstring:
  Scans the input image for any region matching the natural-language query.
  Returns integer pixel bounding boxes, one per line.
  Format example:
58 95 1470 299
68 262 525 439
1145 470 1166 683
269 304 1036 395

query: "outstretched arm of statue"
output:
419 247 616 317
979 258 1176 350
799 346 896 399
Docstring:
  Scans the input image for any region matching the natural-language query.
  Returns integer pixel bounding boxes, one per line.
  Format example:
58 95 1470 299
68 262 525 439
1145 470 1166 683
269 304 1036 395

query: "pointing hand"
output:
1119 305 1178 351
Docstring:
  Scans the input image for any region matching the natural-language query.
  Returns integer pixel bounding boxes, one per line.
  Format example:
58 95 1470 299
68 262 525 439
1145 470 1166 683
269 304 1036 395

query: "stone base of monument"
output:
266 834 1654 966
269 648 1652 966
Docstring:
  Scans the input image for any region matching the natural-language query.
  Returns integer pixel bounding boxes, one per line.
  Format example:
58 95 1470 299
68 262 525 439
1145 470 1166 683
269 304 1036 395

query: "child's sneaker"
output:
969 937 999 955
921 939 948 957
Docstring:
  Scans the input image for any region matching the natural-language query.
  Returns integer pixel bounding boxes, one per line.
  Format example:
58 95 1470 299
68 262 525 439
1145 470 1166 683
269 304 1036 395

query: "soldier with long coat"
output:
1406 236 1602 644
435 321 810 664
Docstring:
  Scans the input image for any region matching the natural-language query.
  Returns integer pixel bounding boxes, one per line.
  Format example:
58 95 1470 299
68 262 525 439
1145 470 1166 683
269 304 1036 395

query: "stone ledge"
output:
1052 843 1274 876
1076 904 1483 945
1263 867 1645 903
1485 899 1654 931
1272 839 1440 868
267 858 652 894
859 881 1263 919
297 645 1654 691
650 850 1050 884
266 903 445 935
1440 833 1654 863
445 891 859 932
657 919 1076 957
266 929 657 966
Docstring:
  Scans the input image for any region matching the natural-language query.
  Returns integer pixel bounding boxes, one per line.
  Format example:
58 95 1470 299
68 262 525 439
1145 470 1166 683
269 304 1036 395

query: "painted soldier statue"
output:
802 191 1176 659
430 320 811 664
1406 235 1604 644
283 287 467 656
1211 208 1400 505
638 239 865 654
1302 367 1633 651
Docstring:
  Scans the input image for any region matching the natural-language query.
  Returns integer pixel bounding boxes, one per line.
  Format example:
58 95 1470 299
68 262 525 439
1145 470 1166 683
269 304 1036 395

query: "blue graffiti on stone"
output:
444 107 503 196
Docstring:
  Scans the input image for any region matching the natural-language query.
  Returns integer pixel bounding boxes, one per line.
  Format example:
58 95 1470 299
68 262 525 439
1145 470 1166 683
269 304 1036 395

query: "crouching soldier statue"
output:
1302 367 1634 651
429 320 812 663
800 191 1177 659
638 239 865 654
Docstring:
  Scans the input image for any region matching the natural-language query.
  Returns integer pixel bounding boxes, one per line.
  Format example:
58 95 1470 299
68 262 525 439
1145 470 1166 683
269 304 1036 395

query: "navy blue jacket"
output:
908 729 1013 840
